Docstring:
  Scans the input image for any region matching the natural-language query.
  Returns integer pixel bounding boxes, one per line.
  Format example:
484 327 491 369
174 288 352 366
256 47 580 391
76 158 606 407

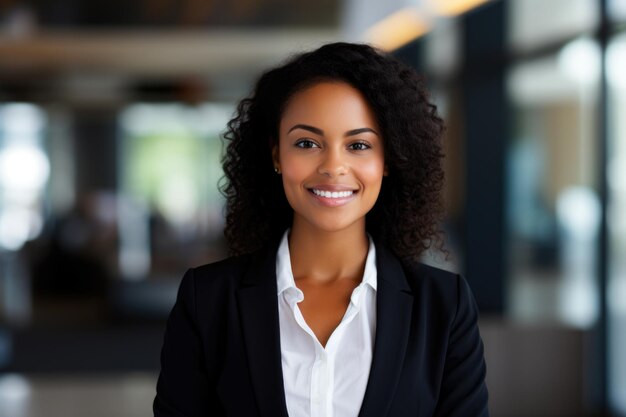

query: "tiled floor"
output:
0 373 157 417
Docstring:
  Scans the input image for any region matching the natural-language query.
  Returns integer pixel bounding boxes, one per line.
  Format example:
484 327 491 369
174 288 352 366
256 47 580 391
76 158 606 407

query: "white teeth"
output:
311 189 354 198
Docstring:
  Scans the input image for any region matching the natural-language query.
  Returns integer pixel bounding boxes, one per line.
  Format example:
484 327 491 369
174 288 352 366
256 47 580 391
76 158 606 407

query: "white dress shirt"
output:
276 228 377 417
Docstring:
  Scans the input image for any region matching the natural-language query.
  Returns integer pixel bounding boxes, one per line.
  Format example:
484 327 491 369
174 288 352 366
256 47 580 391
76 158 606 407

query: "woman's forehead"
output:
279 81 379 134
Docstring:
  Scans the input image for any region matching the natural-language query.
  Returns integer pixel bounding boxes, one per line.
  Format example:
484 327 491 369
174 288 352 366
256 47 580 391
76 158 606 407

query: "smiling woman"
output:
153 42 490 417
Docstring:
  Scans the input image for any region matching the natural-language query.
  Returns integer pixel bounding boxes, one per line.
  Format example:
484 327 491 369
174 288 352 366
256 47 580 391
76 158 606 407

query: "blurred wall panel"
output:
607 30 626 417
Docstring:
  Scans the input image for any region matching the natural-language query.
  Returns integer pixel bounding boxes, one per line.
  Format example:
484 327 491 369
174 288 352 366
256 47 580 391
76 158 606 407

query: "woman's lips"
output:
307 188 358 207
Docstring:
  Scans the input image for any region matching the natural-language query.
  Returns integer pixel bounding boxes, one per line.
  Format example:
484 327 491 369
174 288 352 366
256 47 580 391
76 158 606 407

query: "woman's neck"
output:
287 218 369 284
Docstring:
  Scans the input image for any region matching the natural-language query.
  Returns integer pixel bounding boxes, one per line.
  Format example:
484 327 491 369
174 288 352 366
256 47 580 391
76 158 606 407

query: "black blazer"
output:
153 236 489 417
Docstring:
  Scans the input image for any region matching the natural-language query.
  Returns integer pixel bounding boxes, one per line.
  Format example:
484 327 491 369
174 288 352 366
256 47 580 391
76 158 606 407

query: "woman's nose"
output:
317 147 348 177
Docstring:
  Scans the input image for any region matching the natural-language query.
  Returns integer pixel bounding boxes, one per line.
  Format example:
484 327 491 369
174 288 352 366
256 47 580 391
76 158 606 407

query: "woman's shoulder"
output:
192 251 254 277
185 251 255 290
386 248 473 314
401 259 458 281
375 241 459 292
404 258 458 290
185 243 276 290
397 256 480 325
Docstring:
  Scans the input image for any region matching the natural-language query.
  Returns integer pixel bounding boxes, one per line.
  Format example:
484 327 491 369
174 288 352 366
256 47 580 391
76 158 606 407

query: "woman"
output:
153 42 489 417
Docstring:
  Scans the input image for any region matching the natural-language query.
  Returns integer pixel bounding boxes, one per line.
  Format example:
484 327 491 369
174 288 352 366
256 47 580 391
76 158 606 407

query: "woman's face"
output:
273 81 387 234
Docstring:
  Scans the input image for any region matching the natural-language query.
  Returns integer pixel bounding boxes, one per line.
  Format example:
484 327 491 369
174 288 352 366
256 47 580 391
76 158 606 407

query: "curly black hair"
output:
219 42 445 263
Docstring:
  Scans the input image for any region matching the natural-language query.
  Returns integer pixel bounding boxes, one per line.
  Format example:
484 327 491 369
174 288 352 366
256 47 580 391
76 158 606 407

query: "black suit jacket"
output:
153 236 489 417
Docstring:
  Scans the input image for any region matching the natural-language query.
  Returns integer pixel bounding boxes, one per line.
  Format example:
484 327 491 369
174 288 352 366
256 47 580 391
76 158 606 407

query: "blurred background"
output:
0 0 624 416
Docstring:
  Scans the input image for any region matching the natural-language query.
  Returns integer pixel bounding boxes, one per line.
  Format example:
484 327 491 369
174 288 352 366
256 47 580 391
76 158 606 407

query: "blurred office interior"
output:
0 0 625 415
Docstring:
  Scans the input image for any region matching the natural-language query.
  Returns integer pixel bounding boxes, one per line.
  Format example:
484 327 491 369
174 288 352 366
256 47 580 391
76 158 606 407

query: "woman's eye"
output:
350 142 371 151
295 139 318 148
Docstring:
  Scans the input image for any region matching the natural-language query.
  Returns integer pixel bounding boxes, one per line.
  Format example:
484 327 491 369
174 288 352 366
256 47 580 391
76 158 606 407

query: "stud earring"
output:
274 167 280 174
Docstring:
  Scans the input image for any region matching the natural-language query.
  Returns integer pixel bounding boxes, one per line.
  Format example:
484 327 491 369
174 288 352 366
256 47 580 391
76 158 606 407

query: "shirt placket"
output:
289 285 365 417
311 346 330 417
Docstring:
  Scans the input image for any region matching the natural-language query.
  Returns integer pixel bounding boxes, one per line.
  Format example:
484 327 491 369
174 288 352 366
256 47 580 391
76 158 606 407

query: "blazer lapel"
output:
236 238 290 417
359 242 414 417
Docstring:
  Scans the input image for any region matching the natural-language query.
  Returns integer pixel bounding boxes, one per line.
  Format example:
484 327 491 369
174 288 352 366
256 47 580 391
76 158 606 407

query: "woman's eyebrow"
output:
288 124 323 135
287 124 379 137
346 127 379 137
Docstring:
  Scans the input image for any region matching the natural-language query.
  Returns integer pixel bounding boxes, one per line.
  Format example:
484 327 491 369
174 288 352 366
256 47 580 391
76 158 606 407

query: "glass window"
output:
0 103 49 324
506 38 601 328
118 103 232 280
607 30 626 415
0 104 49 251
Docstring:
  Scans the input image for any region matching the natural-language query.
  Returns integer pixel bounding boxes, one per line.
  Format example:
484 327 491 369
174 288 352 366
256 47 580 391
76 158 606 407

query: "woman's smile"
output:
307 187 358 207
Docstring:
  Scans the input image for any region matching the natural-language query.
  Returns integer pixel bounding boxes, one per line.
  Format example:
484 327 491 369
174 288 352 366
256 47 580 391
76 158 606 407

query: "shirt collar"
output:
276 228 378 296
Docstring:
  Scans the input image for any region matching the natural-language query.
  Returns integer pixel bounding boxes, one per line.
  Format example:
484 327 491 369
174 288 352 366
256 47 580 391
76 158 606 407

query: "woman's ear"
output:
272 144 281 173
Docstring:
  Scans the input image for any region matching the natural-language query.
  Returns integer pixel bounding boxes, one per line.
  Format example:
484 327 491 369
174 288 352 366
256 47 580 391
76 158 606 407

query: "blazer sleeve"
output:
153 268 223 417
433 275 489 417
